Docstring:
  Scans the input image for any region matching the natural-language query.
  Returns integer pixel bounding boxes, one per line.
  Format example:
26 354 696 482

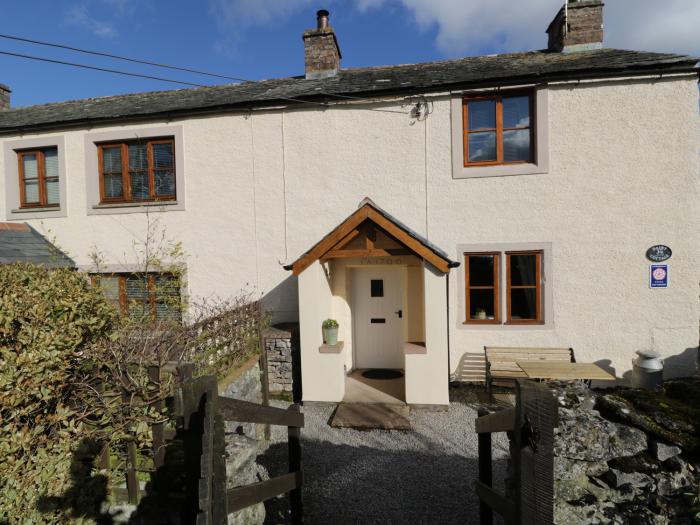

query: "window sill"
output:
11 206 62 214
453 162 548 179
92 201 179 210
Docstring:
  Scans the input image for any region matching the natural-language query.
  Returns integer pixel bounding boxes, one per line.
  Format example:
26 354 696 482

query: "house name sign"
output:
646 245 672 262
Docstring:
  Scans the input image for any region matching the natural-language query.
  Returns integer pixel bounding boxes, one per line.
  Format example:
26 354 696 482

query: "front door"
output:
352 267 404 369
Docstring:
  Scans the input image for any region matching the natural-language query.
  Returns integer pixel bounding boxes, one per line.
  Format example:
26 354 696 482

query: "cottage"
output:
0 2 698 407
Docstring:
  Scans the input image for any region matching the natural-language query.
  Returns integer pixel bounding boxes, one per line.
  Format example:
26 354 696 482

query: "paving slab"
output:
330 402 411 430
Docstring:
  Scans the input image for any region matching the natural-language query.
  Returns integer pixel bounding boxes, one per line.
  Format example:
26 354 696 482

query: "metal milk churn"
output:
632 350 664 389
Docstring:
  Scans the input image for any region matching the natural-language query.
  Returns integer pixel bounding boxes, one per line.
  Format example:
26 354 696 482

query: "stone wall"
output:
220 355 268 524
264 324 300 396
552 380 700 524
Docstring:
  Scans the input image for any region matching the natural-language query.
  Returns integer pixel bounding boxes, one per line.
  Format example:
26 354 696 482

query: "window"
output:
464 253 500 324
463 249 544 325
98 138 176 203
506 251 542 324
17 147 59 208
462 93 532 167
370 279 384 297
92 272 181 322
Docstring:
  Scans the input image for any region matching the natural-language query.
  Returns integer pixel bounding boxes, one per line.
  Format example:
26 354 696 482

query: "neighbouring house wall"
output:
0 76 697 382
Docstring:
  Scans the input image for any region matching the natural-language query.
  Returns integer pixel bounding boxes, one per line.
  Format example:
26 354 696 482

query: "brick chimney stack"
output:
303 9 341 79
547 0 604 53
0 83 10 110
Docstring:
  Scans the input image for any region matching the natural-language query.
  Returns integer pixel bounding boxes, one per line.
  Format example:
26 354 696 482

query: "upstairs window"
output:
462 93 533 167
17 147 59 208
98 138 176 203
92 272 181 322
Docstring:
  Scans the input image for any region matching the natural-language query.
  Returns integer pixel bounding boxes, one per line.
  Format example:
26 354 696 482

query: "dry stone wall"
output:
264 324 299 395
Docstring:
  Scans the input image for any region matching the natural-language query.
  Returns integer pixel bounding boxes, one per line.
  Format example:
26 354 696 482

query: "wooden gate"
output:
474 379 558 525
176 368 304 524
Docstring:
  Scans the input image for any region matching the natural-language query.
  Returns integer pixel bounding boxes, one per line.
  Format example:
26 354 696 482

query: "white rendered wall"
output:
1 75 698 383
297 260 344 402
405 262 450 405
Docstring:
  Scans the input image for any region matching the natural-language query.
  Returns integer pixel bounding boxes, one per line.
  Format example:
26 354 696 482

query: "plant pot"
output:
323 327 338 346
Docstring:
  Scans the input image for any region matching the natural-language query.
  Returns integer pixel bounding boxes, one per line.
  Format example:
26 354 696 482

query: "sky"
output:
1 0 699 107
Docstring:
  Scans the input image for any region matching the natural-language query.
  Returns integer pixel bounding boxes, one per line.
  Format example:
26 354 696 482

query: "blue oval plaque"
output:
646 245 672 262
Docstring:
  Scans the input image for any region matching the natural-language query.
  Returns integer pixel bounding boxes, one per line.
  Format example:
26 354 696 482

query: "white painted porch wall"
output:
1 76 698 383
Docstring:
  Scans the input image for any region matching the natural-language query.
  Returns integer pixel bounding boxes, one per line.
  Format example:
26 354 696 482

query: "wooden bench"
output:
484 346 575 392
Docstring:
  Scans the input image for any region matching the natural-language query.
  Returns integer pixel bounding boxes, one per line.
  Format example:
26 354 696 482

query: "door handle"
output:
395 309 403 319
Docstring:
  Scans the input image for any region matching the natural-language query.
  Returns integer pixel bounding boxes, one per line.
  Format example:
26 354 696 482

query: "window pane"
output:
102 147 122 173
128 144 148 170
44 148 59 178
510 288 537 320
370 279 384 298
469 289 496 320
22 154 38 180
468 132 497 162
467 100 496 130
125 275 150 320
154 275 181 322
154 170 175 197
468 255 494 286
510 254 537 286
96 276 121 310
46 179 60 205
104 174 123 198
130 171 149 200
503 96 530 129
503 129 531 162
24 180 39 203
153 142 174 168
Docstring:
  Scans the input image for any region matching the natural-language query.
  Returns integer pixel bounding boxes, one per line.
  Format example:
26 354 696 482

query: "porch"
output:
286 199 459 407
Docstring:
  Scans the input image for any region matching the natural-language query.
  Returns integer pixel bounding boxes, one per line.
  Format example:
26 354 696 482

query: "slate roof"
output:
0 48 697 133
0 223 75 268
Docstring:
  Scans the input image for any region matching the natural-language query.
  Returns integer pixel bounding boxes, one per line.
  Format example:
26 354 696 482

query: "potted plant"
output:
322 318 339 346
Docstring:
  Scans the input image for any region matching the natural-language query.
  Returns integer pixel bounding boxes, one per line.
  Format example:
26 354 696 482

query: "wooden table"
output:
516 361 616 381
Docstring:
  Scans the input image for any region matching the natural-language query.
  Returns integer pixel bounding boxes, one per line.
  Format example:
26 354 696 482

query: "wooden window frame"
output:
97 137 176 204
464 252 500 325
17 147 60 209
462 92 534 168
505 250 543 325
91 272 180 322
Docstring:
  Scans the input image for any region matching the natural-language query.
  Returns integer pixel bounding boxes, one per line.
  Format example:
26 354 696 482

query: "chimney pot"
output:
303 9 341 79
547 0 604 53
317 9 330 30
0 83 10 111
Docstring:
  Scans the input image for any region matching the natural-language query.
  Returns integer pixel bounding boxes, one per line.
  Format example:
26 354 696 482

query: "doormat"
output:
362 369 404 380
330 403 411 430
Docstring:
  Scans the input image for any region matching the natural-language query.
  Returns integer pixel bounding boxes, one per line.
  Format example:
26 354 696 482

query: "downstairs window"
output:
92 272 181 322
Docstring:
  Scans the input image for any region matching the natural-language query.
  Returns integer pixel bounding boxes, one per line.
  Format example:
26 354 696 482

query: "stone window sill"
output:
11 206 62 214
92 201 179 210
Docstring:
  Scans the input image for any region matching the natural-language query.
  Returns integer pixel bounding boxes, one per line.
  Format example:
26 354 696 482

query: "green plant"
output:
322 319 339 329
0 263 117 524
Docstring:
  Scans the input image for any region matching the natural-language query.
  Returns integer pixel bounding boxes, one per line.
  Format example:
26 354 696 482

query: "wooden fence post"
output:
288 404 303 524
477 408 493 525
126 439 140 504
148 364 166 469
259 329 271 440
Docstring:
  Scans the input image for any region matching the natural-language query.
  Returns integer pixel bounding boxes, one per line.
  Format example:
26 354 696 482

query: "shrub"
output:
0 264 116 524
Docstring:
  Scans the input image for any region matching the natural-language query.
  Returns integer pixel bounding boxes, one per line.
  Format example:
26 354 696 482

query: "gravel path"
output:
257 388 509 525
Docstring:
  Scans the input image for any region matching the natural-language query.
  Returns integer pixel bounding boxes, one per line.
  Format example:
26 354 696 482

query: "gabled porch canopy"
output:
285 198 459 275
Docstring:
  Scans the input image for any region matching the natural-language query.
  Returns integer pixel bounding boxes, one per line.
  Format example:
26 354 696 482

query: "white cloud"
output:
65 5 118 38
211 0 700 57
